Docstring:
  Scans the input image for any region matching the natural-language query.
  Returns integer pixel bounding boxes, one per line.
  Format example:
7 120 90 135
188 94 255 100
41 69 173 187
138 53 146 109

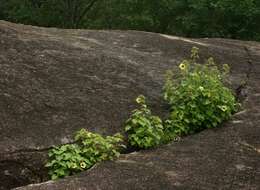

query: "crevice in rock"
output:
0 141 138 190
0 160 45 190
4 148 50 155
121 146 140 154
0 147 53 190
5 141 76 155
235 46 253 101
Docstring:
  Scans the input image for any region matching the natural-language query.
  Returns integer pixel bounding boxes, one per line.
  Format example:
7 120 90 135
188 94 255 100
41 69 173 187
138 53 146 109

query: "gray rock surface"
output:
0 21 259 190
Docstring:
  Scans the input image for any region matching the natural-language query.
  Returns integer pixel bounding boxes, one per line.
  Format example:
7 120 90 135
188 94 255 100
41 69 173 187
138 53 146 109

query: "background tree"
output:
0 0 259 41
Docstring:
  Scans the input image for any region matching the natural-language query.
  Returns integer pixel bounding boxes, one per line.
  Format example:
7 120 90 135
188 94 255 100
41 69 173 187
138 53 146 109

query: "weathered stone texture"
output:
0 21 259 190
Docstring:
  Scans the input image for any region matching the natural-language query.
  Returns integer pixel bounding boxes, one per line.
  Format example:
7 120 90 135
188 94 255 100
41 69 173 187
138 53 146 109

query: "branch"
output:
75 0 99 28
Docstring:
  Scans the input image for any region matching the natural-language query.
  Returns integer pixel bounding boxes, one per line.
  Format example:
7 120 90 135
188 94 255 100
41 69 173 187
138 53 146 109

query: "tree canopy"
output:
1 0 259 41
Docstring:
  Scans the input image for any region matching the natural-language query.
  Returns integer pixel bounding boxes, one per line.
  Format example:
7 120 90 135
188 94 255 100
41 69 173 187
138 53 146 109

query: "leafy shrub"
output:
45 129 124 180
163 47 238 135
125 95 164 149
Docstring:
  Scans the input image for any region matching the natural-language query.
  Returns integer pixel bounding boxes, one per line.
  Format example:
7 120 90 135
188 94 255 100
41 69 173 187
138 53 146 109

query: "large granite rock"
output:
0 21 259 190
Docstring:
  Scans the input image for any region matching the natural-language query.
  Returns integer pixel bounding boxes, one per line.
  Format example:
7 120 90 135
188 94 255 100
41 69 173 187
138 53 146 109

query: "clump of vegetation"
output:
163 47 238 135
45 129 124 180
124 47 238 148
125 95 164 149
46 47 239 179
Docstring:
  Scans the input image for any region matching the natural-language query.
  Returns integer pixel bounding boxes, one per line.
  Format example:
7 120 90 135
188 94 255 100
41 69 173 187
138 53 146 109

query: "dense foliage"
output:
45 129 124 179
163 47 238 135
0 0 259 41
125 95 164 149
124 47 238 149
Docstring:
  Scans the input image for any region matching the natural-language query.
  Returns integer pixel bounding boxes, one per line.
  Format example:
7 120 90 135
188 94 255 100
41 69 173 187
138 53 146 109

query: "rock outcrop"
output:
0 21 259 190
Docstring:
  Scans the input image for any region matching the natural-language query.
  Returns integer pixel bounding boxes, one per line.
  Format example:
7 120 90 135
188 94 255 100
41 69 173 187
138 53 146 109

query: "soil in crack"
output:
0 161 44 190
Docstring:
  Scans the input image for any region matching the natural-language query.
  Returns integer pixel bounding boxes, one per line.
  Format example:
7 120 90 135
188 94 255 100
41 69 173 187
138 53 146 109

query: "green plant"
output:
125 95 164 149
163 47 238 135
45 129 124 180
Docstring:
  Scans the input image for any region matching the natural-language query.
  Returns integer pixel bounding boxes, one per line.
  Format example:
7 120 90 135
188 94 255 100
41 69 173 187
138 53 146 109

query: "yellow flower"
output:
80 161 87 169
136 97 142 104
179 63 186 70
136 95 145 104
198 86 204 91
220 105 228 112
